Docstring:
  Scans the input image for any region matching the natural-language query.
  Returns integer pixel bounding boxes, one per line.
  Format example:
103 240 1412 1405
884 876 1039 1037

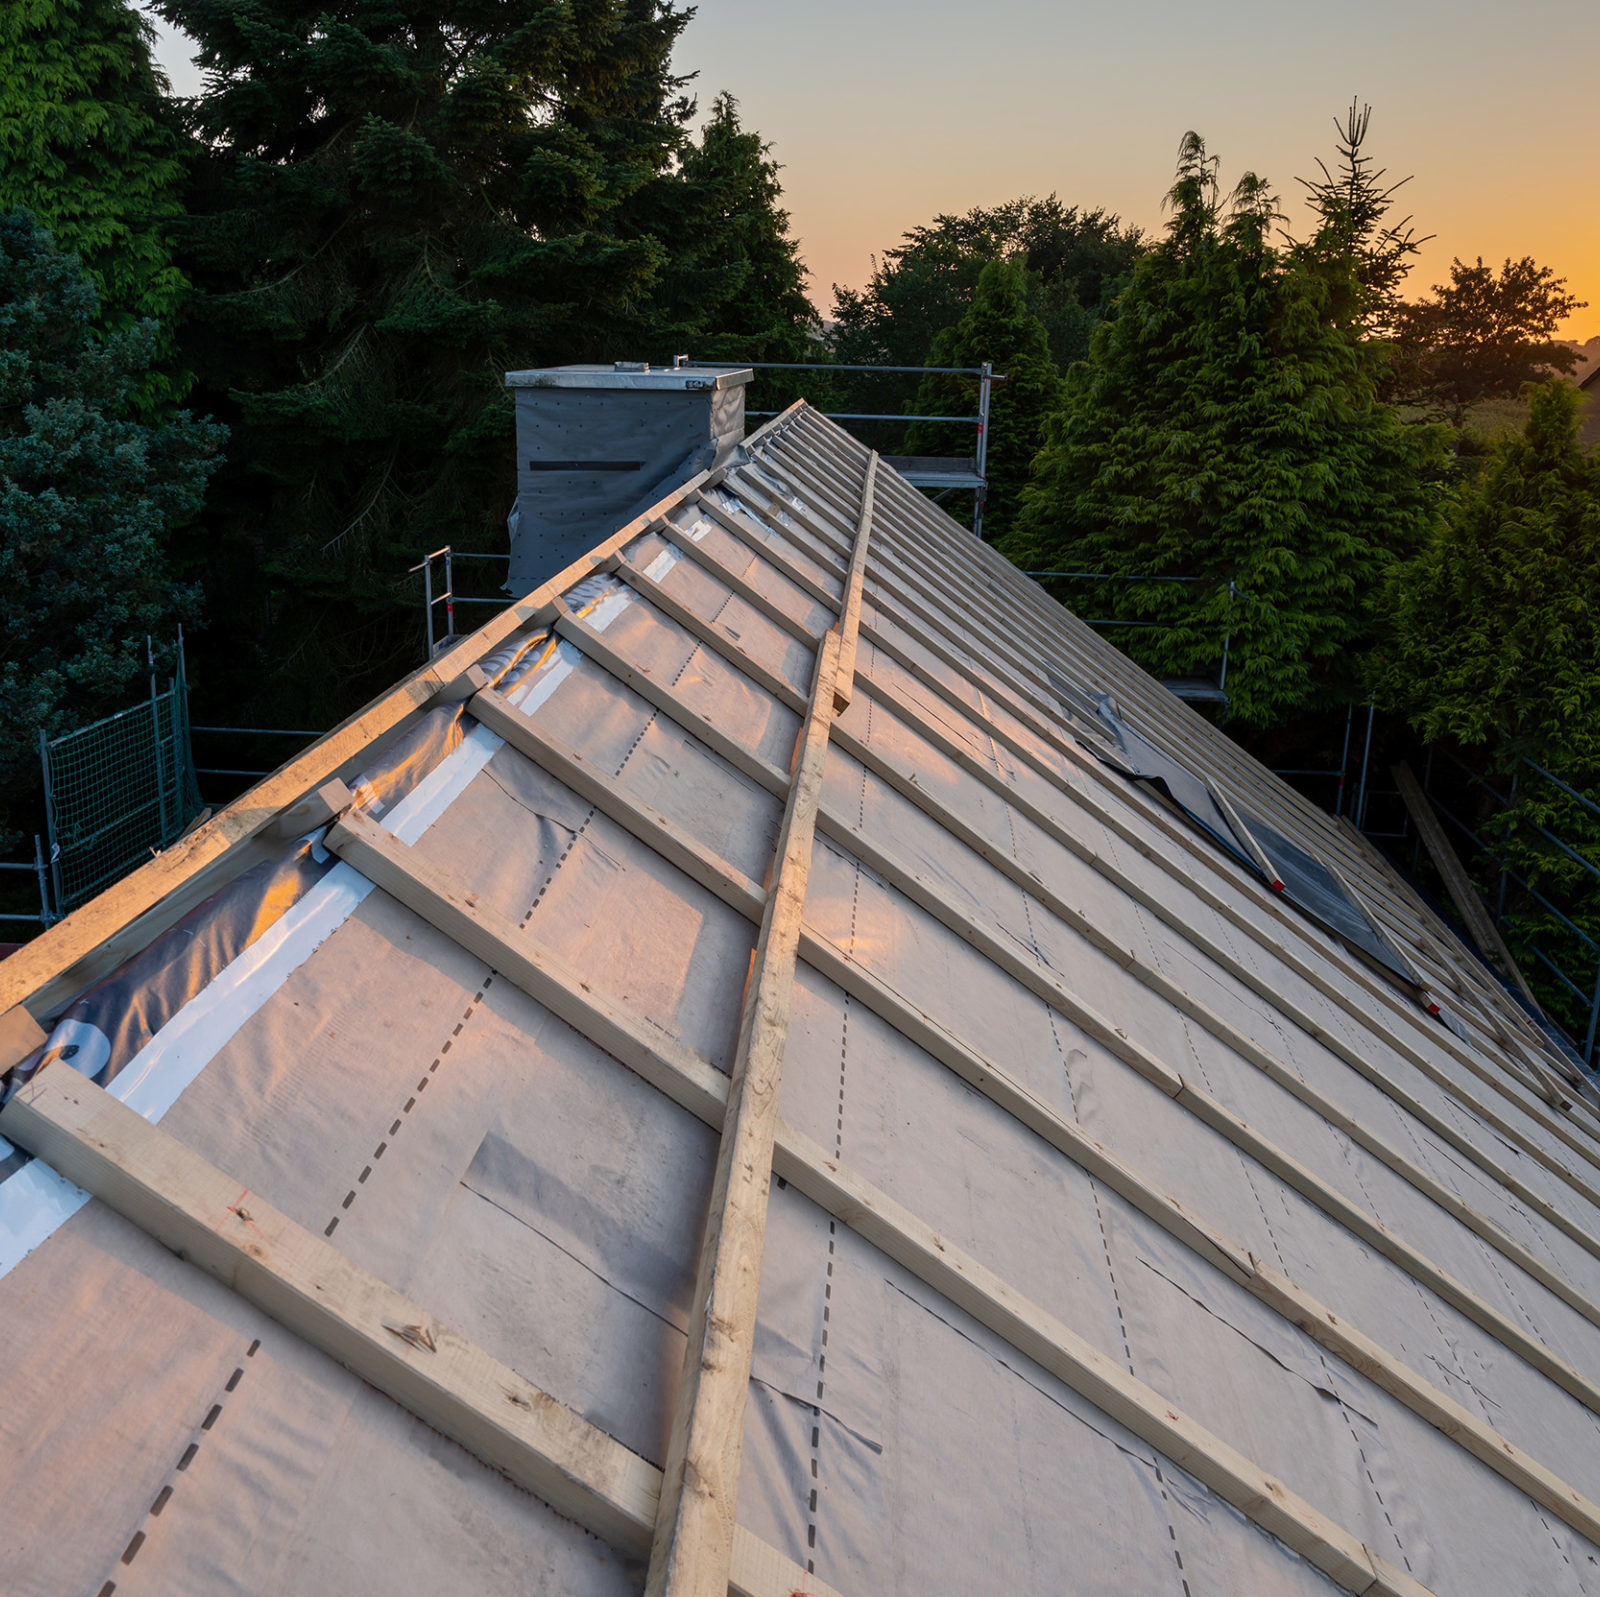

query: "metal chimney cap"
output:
503 363 754 392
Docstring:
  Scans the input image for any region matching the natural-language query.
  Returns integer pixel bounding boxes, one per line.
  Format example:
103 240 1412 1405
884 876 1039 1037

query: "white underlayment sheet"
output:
4 476 1600 1593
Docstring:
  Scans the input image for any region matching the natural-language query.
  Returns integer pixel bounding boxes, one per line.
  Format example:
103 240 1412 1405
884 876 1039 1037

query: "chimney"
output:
503 361 754 592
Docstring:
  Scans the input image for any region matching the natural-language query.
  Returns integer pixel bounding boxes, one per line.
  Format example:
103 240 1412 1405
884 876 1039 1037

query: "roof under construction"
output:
4 403 1600 1597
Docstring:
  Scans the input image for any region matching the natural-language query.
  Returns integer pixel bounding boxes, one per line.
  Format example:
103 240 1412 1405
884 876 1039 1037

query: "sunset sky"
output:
148 0 1598 338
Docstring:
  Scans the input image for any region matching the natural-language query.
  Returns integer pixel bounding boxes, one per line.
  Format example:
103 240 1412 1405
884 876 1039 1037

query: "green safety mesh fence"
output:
42 678 203 912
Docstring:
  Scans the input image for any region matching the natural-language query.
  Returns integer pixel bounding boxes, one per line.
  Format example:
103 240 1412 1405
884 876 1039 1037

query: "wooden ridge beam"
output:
464 681 1600 1510
0 1068 839 1597
831 452 878 712
647 628 843 1597
576 553 1600 1297
608 511 1600 1218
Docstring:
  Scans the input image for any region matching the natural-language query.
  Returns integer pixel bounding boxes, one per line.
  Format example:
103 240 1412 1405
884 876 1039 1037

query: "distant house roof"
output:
2 404 1600 1596
1580 360 1600 390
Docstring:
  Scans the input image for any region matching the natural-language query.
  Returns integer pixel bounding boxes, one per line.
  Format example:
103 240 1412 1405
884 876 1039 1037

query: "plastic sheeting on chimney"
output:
503 362 752 592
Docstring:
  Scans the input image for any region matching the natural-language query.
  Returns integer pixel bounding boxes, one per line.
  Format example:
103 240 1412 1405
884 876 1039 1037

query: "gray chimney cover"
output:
503 364 753 593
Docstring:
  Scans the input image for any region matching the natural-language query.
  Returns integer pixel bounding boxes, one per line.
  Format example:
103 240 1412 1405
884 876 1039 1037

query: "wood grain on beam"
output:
0 1067 839 1597
647 628 842 1597
831 452 878 713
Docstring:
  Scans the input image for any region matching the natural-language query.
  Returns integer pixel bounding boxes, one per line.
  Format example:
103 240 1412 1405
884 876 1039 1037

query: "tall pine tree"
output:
160 0 745 724
1009 134 1443 726
904 260 1062 540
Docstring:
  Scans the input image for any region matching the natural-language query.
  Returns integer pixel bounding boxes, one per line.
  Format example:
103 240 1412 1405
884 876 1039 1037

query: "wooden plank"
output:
792 926 1600 1424
1393 762 1543 1011
832 452 879 712
767 1123 1429 1597
0 469 714 1025
689 490 845 611
647 629 842 1597
0 998 1445 1595
551 603 789 801
0 1066 840 1597
324 809 730 1130
653 519 825 644
1207 780 1286 892
809 794 1600 1273
0 1005 46 1073
468 681 770 919
1 1064 662 1554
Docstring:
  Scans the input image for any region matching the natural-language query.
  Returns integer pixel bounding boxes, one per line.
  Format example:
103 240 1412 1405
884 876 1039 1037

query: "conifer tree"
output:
636 93 817 360
1296 101 1426 338
0 0 187 367
904 260 1062 539
1008 134 1443 726
160 0 799 724
1373 381 1600 1034
0 212 221 843
1372 380 1600 772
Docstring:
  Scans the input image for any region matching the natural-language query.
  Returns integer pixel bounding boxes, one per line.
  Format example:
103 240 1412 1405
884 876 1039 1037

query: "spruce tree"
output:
636 93 817 361
1009 134 1443 727
162 0 812 725
904 260 1062 539
1296 101 1426 338
0 0 187 372
0 211 221 844
1372 380 1600 772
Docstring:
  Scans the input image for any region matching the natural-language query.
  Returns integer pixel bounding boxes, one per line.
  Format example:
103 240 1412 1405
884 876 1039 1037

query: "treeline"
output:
4 12 1598 1032
0 0 816 831
823 112 1598 1037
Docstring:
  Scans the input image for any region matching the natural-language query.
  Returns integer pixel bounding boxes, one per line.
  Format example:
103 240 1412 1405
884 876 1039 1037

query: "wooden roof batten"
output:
756 415 1600 1135
1 402 1598 1594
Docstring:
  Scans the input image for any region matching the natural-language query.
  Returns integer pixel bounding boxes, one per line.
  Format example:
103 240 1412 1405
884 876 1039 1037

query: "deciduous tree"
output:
0 0 188 389
1394 256 1585 425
